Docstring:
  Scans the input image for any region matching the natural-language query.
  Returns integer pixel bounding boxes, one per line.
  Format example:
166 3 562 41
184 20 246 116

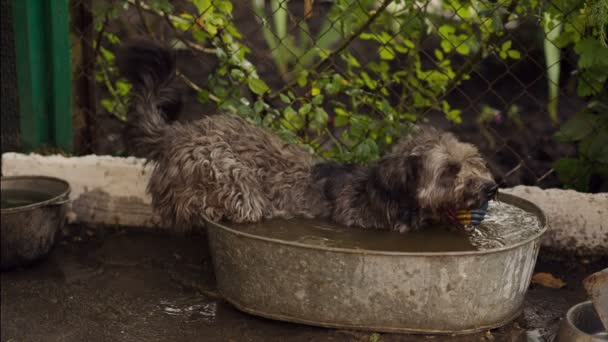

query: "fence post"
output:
12 0 73 153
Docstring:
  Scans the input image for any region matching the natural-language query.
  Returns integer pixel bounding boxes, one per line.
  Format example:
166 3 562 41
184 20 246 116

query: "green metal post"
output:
12 0 73 152
48 0 73 151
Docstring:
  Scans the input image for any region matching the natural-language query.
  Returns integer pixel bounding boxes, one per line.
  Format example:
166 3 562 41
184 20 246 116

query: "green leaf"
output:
325 83 339 94
369 333 381 342
101 98 114 113
335 108 349 116
299 103 312 115
354 139 379 162
441 40 453 52
492 13 504 31
254 100 265 113
438 25 455 37
311 107 329 129
554 112 598 142
334 115 349 127
553 158 591 191
403 39 415 49
150 0 173 12
297 71 309 87
579 130 608 163
379 46 395 60
456 43 470 55
283 106 304 130
508 50 521 59
575 38 608 68
247 77 270 95
230 68 245 80
205 24 218 36
393 44 409 54
216 1 233 14
434 49 444 60
192 0 212 13
360 72 377 89
312 95 324 105
197 89 210 103
501 40 512 51
576 67 608 96
359 32 376 40
446 109 462 123
280 93 292 104
344 53 361 67
115 80 131 95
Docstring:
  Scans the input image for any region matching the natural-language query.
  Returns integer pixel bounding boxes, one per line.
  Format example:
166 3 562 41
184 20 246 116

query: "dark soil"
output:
2 225 606 342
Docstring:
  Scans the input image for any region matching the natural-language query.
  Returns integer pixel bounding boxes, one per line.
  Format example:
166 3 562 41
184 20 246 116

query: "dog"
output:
117 39 498 233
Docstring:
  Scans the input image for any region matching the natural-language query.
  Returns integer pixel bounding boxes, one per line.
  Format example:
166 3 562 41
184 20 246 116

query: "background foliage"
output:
83 0 607 191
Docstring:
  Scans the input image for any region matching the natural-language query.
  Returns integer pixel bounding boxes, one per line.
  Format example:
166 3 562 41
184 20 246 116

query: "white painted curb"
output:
2 153 161 228
2 153 607 254
503 186 607 255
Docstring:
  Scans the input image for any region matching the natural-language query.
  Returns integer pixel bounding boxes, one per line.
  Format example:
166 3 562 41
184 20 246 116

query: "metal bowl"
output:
557 301 608 342
1 176 70 270
206 193 547 334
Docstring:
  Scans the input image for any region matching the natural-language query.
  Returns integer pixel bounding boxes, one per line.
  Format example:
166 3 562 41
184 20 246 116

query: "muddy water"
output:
231 201 542 252
1 189 54 209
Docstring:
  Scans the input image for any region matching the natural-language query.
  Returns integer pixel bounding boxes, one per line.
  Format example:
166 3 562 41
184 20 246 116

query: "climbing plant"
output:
91 0 607 179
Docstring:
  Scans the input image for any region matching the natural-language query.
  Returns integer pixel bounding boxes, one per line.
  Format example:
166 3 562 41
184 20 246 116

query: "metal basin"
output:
206 193 547 334
1 176 70 270
556 301 608 342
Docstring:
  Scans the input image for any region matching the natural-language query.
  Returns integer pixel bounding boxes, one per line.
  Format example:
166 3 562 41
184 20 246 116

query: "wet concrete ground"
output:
2 225 606 342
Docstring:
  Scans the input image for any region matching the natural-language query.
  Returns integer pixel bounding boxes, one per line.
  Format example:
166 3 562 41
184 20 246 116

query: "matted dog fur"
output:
117 39 497 233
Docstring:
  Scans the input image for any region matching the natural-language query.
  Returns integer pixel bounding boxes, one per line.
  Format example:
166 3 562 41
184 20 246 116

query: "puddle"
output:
158 297 218 323
231 200 541 252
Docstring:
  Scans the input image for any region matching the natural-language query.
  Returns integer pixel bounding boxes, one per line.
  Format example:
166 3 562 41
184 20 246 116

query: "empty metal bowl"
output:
1 176 70 270
557 301 608 342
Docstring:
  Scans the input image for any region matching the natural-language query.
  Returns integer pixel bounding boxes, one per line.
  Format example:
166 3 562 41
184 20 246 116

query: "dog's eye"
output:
445 162 461 176
439 162 461 185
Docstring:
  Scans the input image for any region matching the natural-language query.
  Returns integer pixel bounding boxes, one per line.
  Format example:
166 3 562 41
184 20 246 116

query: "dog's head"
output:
374 127 497 223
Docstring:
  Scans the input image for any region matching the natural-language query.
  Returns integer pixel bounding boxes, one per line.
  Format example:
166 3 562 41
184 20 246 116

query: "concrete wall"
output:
2 153 161 228
2 153 607 254
502 186 607 255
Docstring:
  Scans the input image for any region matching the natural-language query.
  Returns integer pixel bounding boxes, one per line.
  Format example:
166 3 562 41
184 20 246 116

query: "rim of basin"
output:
564 300 607 337
1 175 71 214
206 192 548 257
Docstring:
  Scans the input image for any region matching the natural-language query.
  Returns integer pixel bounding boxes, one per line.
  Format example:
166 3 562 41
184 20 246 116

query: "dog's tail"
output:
117 39 179 159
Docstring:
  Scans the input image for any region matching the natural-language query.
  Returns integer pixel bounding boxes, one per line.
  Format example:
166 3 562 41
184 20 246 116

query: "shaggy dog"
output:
117 39 498 233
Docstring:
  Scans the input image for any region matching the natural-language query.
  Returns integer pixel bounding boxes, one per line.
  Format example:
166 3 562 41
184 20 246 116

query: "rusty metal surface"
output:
206 193 547 334
1 176 70 270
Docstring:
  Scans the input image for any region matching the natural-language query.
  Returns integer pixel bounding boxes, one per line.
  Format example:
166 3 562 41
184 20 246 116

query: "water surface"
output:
1 189 54 209
230 201 541 252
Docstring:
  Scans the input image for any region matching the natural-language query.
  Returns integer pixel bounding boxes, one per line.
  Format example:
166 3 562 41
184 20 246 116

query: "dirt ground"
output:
2 225 606 342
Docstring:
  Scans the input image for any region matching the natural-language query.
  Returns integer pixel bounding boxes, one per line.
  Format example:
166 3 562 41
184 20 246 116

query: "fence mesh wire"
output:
67 0 608 192
1 0 21 159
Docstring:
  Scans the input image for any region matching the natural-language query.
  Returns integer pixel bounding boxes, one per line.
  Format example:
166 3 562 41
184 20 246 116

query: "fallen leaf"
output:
531 272 567 289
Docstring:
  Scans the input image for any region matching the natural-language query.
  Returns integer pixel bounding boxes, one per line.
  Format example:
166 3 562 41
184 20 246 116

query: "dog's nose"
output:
484 182 499 198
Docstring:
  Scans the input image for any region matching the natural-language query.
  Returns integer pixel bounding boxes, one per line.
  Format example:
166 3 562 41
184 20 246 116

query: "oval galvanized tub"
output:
206 193 546 334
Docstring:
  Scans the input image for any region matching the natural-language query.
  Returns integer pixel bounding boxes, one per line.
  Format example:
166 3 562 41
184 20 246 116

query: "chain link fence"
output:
68 0 608 192
1 0 21 157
